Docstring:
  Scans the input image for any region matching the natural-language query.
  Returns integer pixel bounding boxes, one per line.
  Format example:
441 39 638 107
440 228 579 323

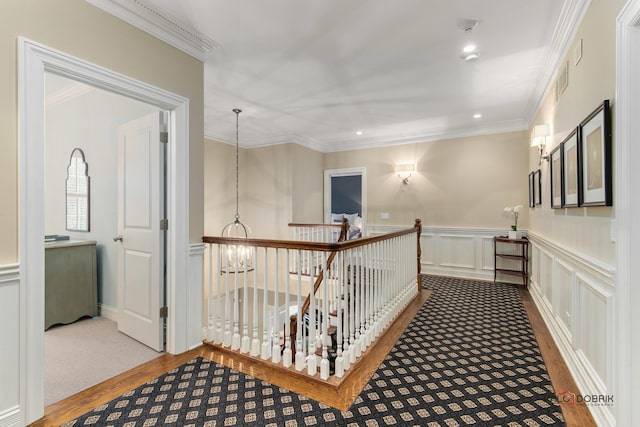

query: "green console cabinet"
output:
45 240 98 330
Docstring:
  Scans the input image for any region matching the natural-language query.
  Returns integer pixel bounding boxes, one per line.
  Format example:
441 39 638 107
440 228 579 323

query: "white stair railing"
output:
203 219 422 382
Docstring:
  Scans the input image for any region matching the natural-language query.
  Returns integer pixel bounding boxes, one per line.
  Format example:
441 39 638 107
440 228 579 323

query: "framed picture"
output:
579 100 612 206
549 144 563 208
528 172 535 208
561 128 580 207
534 169 542 205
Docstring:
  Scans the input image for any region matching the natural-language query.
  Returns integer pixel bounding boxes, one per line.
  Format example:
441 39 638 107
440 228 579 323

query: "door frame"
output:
615 1 640 425
18 38 190 419
323 167 367 226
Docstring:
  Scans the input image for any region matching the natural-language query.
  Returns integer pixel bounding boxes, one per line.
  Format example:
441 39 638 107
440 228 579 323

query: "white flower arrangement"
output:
503 205 523 231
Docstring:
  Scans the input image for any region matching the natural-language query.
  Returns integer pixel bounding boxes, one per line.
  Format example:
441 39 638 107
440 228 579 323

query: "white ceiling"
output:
100 0 573 151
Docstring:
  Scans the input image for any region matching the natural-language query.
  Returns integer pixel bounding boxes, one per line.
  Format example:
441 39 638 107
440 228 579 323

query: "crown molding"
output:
207 119 526 153
205 131 328 153
524 0 592 125
86 0 218 61
324 119 528 153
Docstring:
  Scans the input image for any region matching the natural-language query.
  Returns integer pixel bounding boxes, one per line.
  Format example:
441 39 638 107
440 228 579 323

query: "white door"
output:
116 111 166 351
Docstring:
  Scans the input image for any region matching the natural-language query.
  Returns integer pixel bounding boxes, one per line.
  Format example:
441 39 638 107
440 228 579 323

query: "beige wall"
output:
324 131 529 229
291 144 324 224
0 0 204 264
204 140 324 239
529 0 624 265
204 138 238 236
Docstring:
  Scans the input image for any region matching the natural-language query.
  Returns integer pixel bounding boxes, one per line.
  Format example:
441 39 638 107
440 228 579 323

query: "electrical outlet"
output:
380 212 389 220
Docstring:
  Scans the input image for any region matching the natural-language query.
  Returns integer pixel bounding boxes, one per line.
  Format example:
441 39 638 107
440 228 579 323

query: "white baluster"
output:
272 250 281 363
352 248 364 362
207 244 214 341
232 246 241 350
295 249 305 371
307 251 317 376
283 250 293 367
320 251 330 380
348 247 356 366
261 248 271 360
241 246 250 353
216 245 223 344
223 245 232 347
335 250 345 377
251 247 260 356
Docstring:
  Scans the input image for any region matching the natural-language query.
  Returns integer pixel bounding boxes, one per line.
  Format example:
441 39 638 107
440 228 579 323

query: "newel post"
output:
414 218 422 291
339 217 349 241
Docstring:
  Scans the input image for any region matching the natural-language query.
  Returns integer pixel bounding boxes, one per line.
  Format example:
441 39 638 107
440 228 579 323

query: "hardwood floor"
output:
34 284 594 427
519 286 597 427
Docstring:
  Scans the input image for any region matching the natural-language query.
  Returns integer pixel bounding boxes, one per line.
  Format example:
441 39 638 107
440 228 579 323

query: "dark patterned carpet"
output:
63 276 565 426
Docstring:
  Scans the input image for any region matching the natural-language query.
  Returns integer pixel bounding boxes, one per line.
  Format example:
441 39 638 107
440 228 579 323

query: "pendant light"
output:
221 108 253 272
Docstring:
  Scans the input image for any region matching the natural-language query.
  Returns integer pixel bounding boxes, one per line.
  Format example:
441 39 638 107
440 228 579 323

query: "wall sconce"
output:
531 124 550 165
395 163 416 184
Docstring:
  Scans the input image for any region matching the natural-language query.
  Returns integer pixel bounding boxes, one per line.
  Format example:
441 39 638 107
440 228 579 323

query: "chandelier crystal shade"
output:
221 108 253 273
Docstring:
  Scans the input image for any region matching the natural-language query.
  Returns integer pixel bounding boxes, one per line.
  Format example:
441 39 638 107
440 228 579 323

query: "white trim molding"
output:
18 37 191 424
323 167 367 226
615 1 640 425
0 265 22 427
187 243 206 350
527 232 616 426
86 0 218 61
524 0 592 123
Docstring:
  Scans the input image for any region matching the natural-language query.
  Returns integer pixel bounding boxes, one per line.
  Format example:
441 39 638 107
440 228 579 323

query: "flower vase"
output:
508 230 523 239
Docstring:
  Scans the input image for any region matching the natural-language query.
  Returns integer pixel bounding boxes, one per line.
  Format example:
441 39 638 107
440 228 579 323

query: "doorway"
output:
43 73 166 404
19 38 191 420
324 167 367 225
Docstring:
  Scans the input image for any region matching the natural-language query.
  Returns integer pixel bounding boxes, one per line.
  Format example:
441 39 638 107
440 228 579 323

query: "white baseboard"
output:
98 303 119 322
0 405 22 427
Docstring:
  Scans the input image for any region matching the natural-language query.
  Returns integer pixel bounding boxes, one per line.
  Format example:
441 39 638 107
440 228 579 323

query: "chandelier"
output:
221 108 253 273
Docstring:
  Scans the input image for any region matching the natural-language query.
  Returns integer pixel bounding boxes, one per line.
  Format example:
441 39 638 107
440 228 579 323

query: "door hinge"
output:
160 306 168 318
160 132 168 144
160 219 168 230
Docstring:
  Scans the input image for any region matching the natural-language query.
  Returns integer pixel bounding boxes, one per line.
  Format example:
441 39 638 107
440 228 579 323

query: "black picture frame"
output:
534 169 542 205
550 144 564 209
528 172 535 208
561 128 580 207
579 100 612 206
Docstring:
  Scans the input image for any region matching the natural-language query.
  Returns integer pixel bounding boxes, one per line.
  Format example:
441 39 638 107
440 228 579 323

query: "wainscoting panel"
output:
554 259 574 340
576 273 613 394
368 225 513 282
528 232 616 426
0 264 22 427
439 235 475 269
421 233 436 266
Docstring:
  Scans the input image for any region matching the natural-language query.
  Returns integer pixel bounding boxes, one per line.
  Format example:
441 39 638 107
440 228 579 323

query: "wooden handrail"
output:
203 221 417 252
288 223 343 228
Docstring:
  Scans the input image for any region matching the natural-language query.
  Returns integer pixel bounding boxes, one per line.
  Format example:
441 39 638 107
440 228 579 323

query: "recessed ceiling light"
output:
464 52 480 62
356 131 363 135
473 113 482 119
463 44 476 53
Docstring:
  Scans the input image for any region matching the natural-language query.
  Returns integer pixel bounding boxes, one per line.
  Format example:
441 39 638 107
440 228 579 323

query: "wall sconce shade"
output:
531 124 550 165
395 163 416 184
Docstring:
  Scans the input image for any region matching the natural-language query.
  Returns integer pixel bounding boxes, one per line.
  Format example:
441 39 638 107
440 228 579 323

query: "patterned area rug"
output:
64 276 565 426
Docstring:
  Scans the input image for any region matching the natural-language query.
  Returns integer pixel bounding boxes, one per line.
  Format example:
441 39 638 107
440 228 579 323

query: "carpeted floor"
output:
45 317 162 406
63 276 565 426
